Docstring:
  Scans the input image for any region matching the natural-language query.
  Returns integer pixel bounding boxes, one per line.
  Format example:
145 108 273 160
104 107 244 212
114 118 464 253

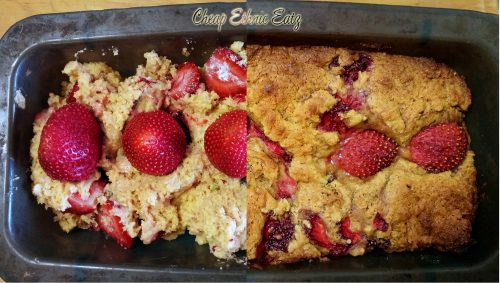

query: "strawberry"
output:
275 164 297 199
168 62 200 100
339 217 362 244
97 201 133 249
409 123 468 173
249 121 291 163
38 103 102 182
122 110 186 176
373 212 389 232
204 47 246 101
318 93 364 135
333 130 398 178
204 110 247 178
66 82 79 103
66 180 106 215
303 212 349 256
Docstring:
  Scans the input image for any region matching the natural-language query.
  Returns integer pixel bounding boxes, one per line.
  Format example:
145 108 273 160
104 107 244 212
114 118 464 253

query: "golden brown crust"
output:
247 45 476 264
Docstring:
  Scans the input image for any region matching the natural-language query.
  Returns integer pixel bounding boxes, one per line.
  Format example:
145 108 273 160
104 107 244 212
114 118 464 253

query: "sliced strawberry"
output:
373 212 389 232
38 103 102 181
332 130 398 178
275 164 297 199
204 47 246 101
249 121 291 164
66 180 106 215
409 123 468 173
303 212 350 256
339 217 362 244
168 62 200 100
122 110 187 176
318 93 364 135
97 201 133 249
204 110 247 178
66 82 79 103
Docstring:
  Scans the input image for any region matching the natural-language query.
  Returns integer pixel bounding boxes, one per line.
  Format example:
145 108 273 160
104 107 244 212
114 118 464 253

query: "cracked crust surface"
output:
247 45 476 264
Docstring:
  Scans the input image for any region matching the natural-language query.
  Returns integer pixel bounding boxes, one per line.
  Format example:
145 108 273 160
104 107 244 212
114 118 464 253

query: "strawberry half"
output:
409 123 468 173
122 110 187 176
303 212 350 256
66 180 106 215
333 130 398 178
204 47 246 101
168 62 200 100
97 201 133 249
204 110 247 178
275 164 297 199
249 121 291 164
38 103 102 182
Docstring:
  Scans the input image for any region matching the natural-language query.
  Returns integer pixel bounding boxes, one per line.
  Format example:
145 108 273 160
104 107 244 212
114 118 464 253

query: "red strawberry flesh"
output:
66 180 106 215
249 121 291 163
38 103 102 182
204 110 247 178
168 62 200 100
339 217 362 244
122 110 187 176
409 123 468 173
97 201 133 249
304 212 350 256
373 212 389 232
204 47 246 101
318 93 364 135
67 82 79 103
275 165 297 199
334 130 398 178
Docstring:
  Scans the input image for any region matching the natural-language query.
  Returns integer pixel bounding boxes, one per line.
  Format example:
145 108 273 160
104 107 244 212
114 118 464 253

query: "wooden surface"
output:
0 0 498 38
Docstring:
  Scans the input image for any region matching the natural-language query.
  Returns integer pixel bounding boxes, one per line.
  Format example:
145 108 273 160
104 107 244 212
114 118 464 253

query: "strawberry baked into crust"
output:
247 45 476 264
30 42 247 259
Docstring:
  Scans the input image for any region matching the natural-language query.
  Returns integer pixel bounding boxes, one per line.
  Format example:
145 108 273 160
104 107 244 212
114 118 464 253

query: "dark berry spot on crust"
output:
341 53 373 85
263 213 294 252
257 212 295 264
328 55 340 69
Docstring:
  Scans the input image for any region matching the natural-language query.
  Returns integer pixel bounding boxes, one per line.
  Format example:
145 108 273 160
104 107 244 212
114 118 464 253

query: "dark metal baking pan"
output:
0 3 246 281
246 1 498 281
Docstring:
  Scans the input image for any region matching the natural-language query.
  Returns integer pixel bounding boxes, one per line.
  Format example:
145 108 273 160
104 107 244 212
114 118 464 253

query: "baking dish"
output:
0 1 497 281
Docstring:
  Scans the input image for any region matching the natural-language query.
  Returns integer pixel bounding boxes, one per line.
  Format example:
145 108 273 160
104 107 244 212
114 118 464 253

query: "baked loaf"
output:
246 45 476 264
